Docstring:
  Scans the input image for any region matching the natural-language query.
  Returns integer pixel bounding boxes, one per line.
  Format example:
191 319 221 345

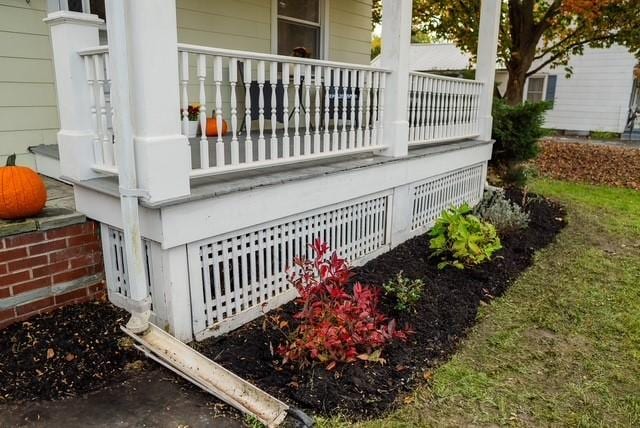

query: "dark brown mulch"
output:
193 190 566 420
536 140 640 190
0 301 144 402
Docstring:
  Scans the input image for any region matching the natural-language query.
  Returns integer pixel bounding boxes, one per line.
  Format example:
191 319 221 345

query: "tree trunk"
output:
504 69 527 105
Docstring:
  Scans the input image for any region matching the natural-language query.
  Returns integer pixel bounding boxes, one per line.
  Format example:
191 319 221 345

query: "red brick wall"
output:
0 221 105 329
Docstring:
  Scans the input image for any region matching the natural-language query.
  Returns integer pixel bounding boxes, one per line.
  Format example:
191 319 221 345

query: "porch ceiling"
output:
70 139 490 209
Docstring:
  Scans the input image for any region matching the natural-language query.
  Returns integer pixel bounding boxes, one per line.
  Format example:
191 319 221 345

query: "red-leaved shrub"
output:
278 240 411 369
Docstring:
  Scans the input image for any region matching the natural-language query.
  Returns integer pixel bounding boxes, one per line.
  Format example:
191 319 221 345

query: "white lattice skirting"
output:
187 192 391 340
101 163 487 341
410 163 485 232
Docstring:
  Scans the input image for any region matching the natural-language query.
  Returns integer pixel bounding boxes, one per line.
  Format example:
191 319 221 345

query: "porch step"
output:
29 144 65 182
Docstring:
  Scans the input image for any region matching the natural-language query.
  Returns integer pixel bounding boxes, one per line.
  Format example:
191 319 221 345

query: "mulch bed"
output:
536 140 640 190
0 191 565 421
193 190 566 420
0 301 144 402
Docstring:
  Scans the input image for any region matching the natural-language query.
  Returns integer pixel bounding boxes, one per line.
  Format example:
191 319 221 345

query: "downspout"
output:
105 0 151 333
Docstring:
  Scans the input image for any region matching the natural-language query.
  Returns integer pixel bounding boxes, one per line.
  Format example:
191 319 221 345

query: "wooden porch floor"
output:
73 139 488 208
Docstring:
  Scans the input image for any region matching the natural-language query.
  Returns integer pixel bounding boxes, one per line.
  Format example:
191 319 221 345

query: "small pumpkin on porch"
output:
206 117 229 137
0 154 47 220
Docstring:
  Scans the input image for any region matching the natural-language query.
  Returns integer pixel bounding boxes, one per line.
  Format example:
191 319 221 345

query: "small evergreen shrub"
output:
474 188 529 234
491 99 551 184
429 203 502 269
383 272 425 313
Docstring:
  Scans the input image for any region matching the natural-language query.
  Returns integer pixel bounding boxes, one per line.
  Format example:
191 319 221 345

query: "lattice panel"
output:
188 193 390 339
411 163 484 231
103 226 153 300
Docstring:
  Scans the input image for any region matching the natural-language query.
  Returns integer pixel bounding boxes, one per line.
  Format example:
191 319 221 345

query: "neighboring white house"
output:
3 0 503 343
400 43 639 135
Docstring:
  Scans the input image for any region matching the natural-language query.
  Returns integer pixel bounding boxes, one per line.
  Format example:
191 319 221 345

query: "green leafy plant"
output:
474 188 529 234
429 203 502 269
491 99 551 185
383 272 425 313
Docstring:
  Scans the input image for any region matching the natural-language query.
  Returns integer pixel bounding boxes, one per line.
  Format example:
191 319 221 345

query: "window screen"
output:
277 0 322 59
526 77 545 102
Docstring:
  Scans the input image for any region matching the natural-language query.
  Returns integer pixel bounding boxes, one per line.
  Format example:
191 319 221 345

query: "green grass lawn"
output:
322 179 640 427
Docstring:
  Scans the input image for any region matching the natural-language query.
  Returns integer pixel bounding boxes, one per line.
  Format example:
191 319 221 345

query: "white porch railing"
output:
78 46 487 178
78 46 116 175
177 44 389 178
408 72 483 146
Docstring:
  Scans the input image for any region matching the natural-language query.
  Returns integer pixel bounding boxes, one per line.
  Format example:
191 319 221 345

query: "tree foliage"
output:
372 0 640 104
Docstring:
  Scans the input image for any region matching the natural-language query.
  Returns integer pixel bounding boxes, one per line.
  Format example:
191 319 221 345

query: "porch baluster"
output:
340 69 348 149
282 63 290 158
93 54 112 167
313 65 322 153
270 62 278 160
420 76 428 141
303 64 312 155
364 71 372 147
371 72 379 147
83 56 102 165
244 60 253 163
214 56 225 167
180 52 189 136
356 70 364 147
104 53 116 166
293 64 301 157
377 73 386 145
349 71 356 147
332 68 340 151
323 67 331 152
197 54 209 168
229 58 240 165
257 60 266 161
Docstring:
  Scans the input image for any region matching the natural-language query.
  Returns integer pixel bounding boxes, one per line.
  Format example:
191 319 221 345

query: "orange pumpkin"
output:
0 154 47 220
206 118 229 137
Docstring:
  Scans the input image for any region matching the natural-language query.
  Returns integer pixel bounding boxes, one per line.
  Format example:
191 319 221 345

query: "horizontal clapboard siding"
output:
329 0 372 64
0 0 58 168
535 45 636 133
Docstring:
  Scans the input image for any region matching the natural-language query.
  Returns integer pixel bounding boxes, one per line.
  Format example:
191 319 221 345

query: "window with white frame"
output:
525 76 546 102
276 0 323 59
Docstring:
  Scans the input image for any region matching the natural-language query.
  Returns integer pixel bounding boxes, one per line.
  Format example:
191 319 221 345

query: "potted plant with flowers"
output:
181 103 200 137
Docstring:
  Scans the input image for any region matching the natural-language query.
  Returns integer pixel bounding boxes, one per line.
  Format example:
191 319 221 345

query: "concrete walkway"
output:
0 370 243 428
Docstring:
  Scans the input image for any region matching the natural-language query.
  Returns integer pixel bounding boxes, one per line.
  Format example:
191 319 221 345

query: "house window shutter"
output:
545 75 557 107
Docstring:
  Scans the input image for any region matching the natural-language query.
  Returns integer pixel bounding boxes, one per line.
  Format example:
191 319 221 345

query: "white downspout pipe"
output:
105 0 151 333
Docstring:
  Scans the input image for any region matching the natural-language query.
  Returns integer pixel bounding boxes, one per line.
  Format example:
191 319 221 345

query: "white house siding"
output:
0 0 58 168
534 45 637 133
329 0 372 64
176 0 272 53
176 0 371 64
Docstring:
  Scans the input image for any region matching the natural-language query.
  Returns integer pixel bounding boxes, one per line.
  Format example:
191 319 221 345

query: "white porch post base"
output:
389 183 413 247
57 131 99 180
134 135 191 204
45 11 103 181
157 246 193 342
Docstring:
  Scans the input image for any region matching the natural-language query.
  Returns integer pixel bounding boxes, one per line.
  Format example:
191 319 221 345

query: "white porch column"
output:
107 0 191 203
379 0 412 157
45 11 103 181
476 0 502 141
